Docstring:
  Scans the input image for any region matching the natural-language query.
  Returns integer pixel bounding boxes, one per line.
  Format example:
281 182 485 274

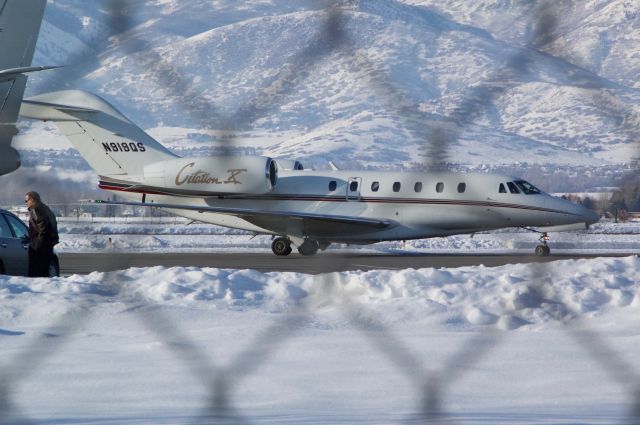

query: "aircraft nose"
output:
547 196 599 227
569 201 599 226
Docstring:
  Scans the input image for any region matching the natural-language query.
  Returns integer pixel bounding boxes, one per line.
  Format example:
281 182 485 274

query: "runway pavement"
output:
58 251 633 275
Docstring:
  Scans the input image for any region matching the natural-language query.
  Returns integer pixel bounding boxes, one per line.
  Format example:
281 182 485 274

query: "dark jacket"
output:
28 202 59 251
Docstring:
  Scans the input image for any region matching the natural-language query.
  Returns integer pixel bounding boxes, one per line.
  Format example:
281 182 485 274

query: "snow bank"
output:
3 257 638 330
1 257 639 423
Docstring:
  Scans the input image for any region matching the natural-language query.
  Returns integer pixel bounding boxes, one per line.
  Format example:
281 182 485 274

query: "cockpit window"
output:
515 180 541 195
499 183 506 193
506 182 520 194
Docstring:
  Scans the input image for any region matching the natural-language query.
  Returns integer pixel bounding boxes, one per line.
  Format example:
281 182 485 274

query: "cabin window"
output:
371 181 380 192
507 181 520 194
328 181 337 191
414 182 423 193
457 183 466 193
499 183 506 193
393 182 401 192
349 181 359 192
436 182 444 193
515 180 541 195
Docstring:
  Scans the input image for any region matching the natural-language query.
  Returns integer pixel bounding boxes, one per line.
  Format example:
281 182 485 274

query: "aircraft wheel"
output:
535 245 550 257
272 237 292 256
298 240 319 256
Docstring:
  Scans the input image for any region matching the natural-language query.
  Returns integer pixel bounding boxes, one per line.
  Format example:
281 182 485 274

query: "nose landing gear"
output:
534 232 551 257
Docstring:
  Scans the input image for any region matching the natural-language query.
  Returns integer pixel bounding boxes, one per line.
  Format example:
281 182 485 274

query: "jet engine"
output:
0 146 21 175
275 159 304 171
142 155 278 195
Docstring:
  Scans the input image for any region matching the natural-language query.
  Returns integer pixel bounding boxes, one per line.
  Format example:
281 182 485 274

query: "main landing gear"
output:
297 239 319 256
271 237 322 256
272 237 293 256
534 232 551 257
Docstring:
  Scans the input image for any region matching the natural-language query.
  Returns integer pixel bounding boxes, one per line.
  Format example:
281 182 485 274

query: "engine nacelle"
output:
0 146 21 175
143 155 277 195
275 159 304 171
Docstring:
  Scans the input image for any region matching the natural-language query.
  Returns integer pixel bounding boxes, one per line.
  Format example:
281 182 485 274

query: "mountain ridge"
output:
20 0 639 168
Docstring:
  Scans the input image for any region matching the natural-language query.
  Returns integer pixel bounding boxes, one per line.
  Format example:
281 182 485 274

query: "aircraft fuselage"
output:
105 169 599 244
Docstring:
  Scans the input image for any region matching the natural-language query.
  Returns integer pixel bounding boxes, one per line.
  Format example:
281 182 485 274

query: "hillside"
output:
16 0 640 172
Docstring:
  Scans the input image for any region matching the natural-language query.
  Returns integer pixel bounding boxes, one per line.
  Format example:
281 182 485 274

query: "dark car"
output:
0 208 60 277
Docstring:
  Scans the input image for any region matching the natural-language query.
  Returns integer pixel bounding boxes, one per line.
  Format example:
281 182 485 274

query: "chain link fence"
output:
1 0 639 423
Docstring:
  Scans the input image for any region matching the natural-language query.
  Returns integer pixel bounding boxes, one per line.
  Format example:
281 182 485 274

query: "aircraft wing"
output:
93 199 396 237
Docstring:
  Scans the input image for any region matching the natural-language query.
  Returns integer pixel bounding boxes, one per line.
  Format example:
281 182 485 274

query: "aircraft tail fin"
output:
20 90 178 177
0 0 48 174
0 0 48 124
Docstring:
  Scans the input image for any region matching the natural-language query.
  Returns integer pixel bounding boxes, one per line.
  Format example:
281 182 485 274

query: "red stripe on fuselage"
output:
98 181 579 217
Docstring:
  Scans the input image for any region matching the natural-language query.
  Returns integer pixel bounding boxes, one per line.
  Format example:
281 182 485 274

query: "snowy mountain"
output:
20 0 640 170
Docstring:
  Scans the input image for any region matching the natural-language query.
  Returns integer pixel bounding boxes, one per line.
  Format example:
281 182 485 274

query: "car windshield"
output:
515 180 541 195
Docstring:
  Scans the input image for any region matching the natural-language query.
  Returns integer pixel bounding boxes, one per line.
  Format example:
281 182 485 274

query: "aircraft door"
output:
346 177 361 201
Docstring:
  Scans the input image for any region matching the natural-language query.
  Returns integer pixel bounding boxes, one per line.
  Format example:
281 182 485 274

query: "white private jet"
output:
0 0 54 175
20 90 599 256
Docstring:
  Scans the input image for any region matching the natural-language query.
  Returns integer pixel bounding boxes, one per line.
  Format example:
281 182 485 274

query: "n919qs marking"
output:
102 142 146 153
20 90 599 257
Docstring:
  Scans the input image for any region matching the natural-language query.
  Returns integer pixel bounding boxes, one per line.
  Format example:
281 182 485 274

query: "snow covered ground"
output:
1 257 639 424
1 219 639 424
55 217 640 255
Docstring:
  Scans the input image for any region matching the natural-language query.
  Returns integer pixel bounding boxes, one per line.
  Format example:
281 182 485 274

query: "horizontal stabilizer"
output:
22 98 98 115
20 90 125 121
0 65 61 82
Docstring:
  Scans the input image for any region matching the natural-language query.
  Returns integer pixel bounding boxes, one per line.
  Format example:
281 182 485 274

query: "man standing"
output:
25 191 59 277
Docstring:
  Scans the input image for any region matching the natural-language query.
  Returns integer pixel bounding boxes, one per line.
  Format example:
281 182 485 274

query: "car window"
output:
0 215 13 238
4 214 28 238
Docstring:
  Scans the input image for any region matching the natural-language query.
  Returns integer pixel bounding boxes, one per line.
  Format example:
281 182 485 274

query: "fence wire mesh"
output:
1 0 639 423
